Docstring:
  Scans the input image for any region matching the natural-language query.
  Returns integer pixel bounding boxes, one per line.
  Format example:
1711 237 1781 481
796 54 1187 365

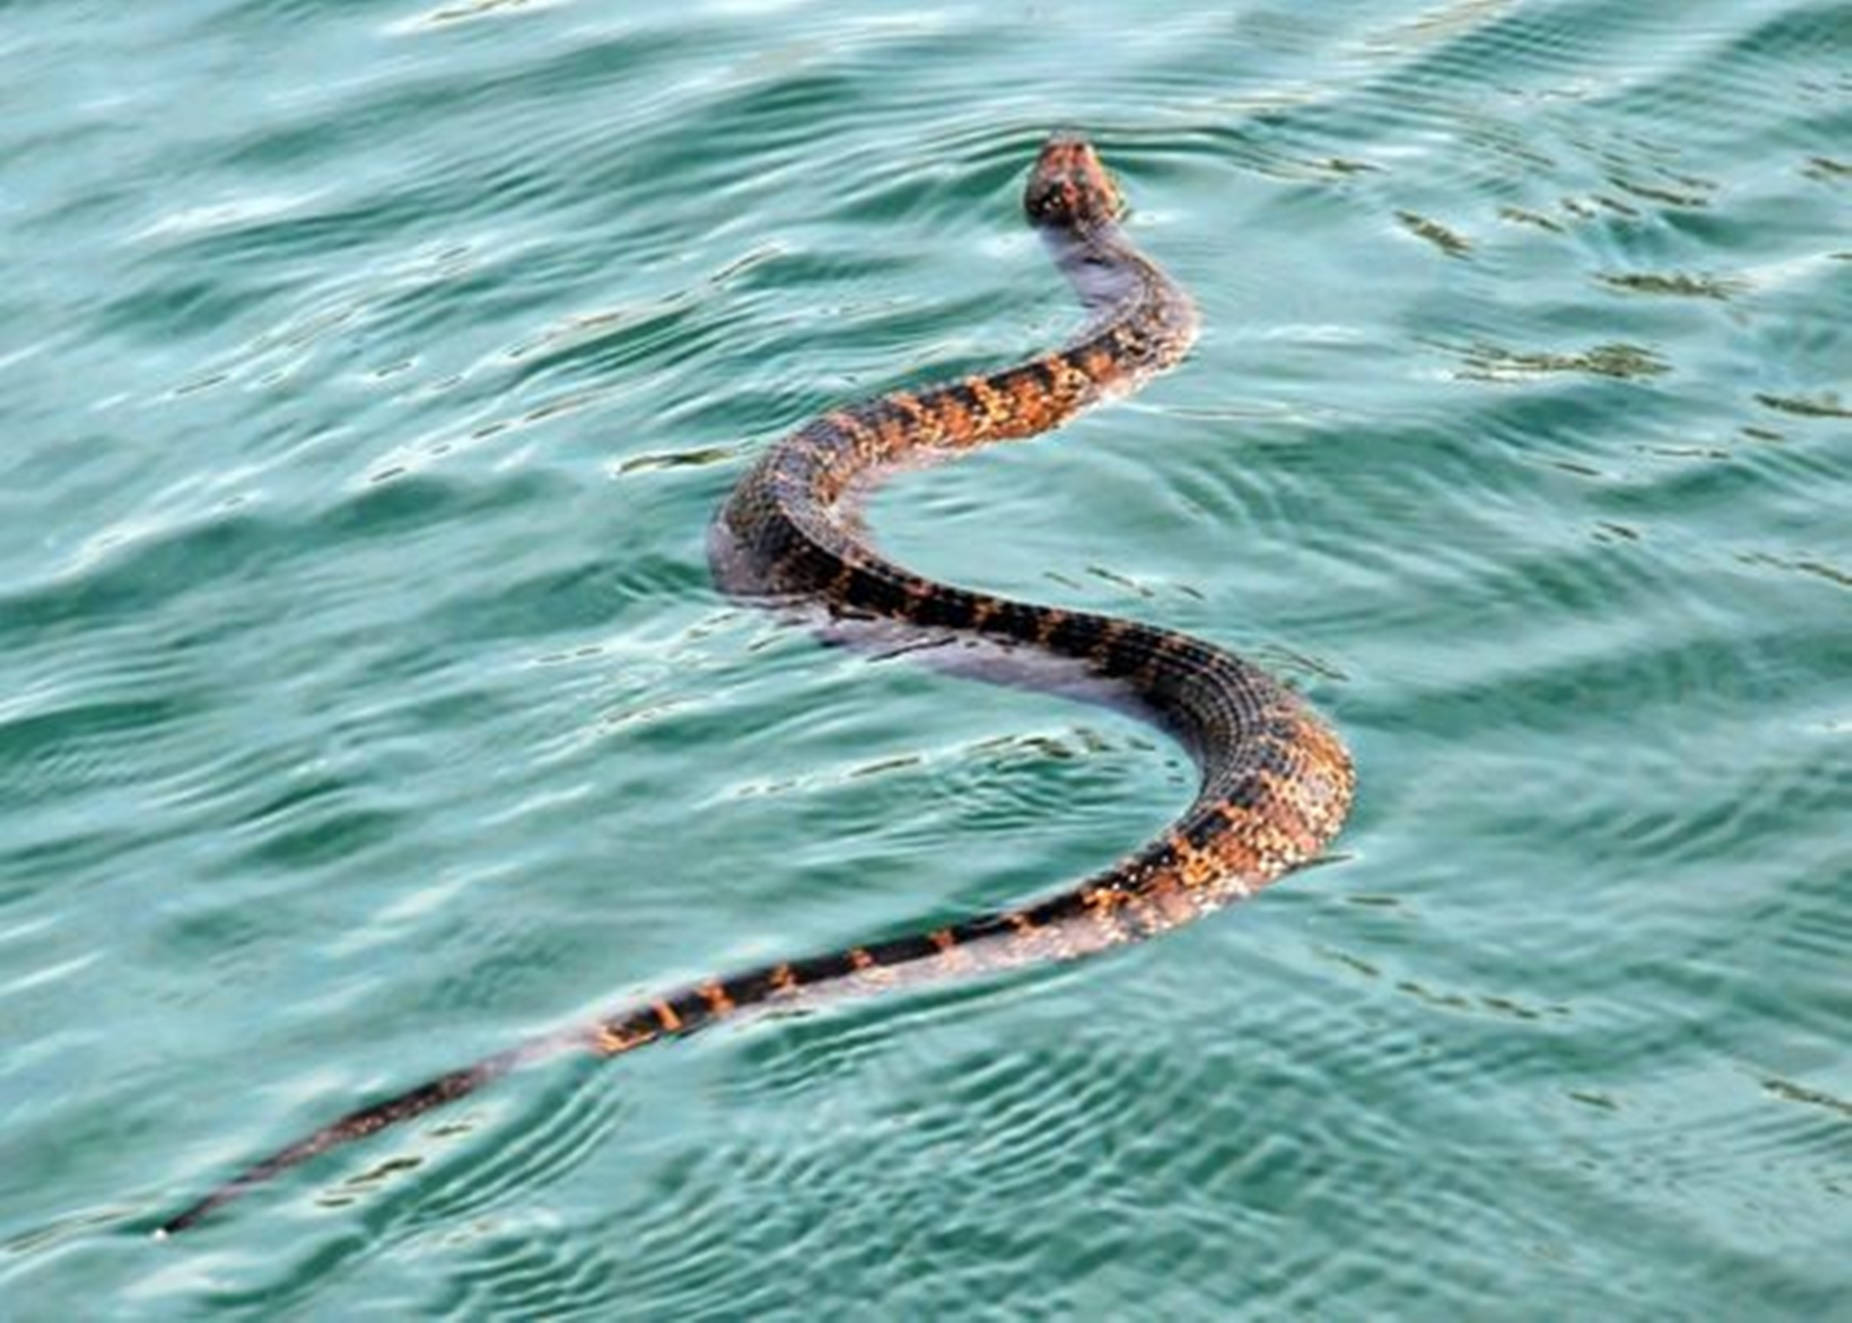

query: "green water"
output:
2 0 1847 1316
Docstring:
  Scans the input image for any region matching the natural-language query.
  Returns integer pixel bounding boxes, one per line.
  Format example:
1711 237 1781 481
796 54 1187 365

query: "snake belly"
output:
157 135 1353 1237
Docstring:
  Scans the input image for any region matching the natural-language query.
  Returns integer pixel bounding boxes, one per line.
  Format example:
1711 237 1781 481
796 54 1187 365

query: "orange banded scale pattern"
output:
156 135 1353 1237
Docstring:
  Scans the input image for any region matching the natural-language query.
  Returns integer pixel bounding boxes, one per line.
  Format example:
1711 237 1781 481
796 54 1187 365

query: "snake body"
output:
159 135 1352 1236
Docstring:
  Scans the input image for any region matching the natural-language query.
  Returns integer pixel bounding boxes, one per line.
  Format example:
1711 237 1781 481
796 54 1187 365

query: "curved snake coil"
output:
159 135 1353 1236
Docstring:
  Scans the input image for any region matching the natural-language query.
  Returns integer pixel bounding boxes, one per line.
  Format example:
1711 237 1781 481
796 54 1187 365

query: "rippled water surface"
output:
3 0 1847 1316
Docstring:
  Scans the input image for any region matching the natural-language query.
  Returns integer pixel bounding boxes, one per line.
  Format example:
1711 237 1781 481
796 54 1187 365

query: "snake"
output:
157 135 1354 1236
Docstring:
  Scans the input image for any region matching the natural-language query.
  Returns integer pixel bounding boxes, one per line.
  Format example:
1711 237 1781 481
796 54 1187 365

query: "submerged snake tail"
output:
156 1046 526 1237
159 134 1351 1235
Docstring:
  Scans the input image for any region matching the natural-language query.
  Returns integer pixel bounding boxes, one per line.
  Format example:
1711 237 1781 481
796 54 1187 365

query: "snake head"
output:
1024 135 1124 232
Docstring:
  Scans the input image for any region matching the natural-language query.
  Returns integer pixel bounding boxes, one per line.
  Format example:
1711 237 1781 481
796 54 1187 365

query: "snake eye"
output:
1025 184 1061 220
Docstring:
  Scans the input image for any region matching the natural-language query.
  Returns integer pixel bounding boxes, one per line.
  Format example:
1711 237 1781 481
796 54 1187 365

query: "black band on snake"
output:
157 135 1354 1237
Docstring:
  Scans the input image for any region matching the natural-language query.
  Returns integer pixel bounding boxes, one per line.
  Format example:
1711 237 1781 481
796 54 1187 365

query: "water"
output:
2 0 1846 1316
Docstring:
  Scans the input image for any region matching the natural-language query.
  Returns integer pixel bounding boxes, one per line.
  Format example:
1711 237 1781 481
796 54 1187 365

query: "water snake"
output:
158 134 1354 1236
